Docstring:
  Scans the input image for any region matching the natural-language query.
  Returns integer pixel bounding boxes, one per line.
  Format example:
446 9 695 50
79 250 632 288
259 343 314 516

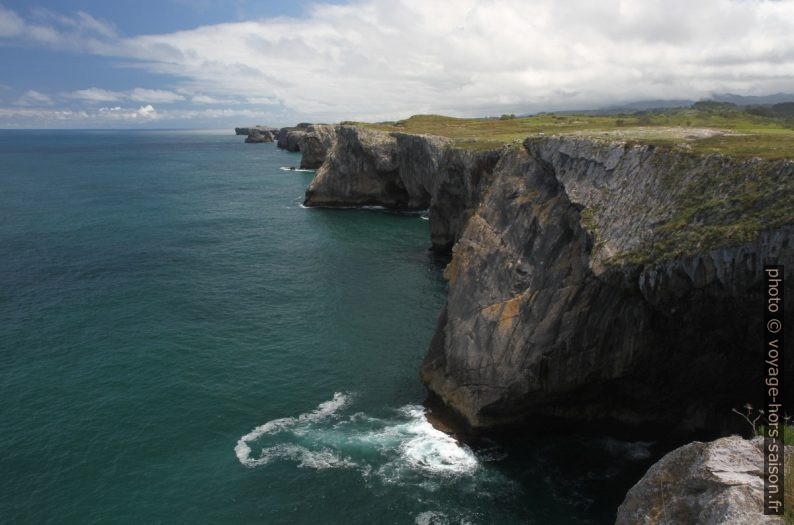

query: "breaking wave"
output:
235 393 484 483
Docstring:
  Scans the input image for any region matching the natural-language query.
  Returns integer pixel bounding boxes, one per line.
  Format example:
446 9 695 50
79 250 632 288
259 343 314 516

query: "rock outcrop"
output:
303 125 794 433
276 123 337 169
305 125 499 243
422 139 794 432
276 124 309 152
616 436 791 524
298 125 338 169
237 125 275 135
244 128 275 143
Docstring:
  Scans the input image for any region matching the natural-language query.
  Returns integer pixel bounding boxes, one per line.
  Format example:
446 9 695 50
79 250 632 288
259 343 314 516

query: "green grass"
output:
607 151 793 266
757 425 794 446
347 109 793 267
351 110 794 158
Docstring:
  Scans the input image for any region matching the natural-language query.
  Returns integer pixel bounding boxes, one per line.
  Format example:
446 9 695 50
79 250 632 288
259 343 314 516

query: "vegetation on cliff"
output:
347 106 794 158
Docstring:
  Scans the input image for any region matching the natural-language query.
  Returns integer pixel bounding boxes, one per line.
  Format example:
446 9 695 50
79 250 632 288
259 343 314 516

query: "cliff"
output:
276 124 337 169
303 125 794 433
616 436 791 524
244 129 275 143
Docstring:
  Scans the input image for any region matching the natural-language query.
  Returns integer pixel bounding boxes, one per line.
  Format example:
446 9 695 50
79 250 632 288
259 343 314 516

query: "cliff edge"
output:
303 124 794 434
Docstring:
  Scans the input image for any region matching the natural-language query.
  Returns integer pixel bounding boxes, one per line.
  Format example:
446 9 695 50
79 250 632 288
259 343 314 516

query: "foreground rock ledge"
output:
303 124 794 433
617 436 790 524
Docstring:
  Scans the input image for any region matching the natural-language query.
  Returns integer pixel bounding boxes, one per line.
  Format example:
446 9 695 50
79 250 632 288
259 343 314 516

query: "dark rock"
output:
276 126 304 152
244 129 274 143
298 124 337 169
275 124 336 168
236 125 275 137
302 126 794 434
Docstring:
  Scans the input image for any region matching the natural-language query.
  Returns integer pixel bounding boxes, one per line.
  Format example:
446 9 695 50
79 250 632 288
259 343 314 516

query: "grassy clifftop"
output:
349 108 794 158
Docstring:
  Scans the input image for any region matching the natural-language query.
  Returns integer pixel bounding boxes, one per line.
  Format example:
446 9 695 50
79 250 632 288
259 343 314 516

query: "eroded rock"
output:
303 127 794 433
616 436 790 524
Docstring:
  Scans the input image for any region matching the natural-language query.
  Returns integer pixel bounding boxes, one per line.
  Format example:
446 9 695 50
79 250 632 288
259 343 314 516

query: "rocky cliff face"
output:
298 125 337 169
276 123 337 169
276 124 308 152
303 125 794 433
305 125 499 247
244 129 275 143
616 436 791 524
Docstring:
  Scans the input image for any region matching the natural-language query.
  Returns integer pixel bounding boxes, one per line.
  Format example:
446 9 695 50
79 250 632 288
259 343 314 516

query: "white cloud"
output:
2 0 794 125
29 7 117 39
68 87 184 104
0 105 269 128
191 94 236 104
98 104 158 120
0 5 116 52
15 89 54 106
0 5 24 37
69 87 124 102
112 0 794 120
129 88 185 103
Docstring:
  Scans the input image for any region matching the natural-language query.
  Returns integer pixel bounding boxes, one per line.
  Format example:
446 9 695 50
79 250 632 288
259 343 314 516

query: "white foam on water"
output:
394 406 478 476
235 392 352 468
235 395 480 482
279 166 316 172
414 510 448 525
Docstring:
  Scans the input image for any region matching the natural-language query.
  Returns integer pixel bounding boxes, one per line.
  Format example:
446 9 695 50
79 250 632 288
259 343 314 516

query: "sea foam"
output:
235 393 481 481
235 392 352 468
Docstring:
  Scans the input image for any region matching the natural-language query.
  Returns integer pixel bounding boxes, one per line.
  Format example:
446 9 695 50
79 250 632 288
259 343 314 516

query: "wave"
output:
279 166 316 172
235 392 351 468
235 393 483 482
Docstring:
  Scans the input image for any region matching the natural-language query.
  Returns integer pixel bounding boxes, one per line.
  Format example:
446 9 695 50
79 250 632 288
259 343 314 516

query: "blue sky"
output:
1 0 792 128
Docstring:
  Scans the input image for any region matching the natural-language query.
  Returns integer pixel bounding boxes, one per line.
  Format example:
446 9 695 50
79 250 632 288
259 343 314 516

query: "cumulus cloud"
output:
2 0 794 125
107 0 794 120
98 104 158 120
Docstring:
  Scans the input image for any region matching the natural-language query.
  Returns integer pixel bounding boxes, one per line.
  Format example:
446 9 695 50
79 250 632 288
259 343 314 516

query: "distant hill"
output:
711 92 794 106
544 93 794 117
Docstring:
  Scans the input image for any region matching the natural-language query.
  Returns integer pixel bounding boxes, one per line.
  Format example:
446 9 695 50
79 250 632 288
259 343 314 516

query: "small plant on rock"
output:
731 403 764 436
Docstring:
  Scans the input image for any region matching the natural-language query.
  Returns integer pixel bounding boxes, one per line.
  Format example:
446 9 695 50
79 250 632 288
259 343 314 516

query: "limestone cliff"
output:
303 125 794 433
276 123 337 169
244 129 275 143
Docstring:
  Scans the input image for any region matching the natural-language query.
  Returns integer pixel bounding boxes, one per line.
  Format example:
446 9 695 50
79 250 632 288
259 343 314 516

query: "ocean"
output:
0 130 656 524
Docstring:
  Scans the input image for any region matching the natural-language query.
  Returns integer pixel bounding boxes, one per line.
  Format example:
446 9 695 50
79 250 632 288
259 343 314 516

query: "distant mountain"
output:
597 99 695 112
710 92 794 105
524 93 794 118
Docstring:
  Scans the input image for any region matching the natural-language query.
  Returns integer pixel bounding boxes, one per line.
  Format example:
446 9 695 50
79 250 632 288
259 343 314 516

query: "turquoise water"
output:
0 131 655 524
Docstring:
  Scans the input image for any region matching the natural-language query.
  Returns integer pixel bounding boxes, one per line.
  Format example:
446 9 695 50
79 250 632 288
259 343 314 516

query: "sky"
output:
0 0 792 128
